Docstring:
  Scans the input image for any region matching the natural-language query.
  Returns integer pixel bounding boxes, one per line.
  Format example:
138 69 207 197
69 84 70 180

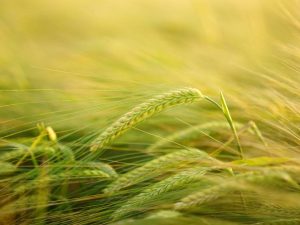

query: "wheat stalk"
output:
219 92 243 158
146 121 243 152
90 88 204 152
82 162 119 178
232 157 290 167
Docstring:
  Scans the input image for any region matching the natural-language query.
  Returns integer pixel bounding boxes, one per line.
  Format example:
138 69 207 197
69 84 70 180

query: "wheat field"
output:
0 0 300 224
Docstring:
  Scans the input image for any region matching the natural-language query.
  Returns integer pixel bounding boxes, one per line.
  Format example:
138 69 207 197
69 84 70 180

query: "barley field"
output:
0 0 300 224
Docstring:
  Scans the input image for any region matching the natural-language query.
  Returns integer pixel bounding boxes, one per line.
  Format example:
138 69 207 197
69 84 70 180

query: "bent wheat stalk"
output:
146 121 243 153
90 88 204 152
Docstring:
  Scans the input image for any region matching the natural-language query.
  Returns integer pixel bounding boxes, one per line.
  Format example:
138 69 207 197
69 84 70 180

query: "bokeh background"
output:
0 0 299 144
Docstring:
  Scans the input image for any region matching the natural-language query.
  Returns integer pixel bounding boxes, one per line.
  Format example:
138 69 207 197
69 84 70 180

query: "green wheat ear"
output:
90 88 204 153
112 166 209 220
173 170 294 211
103 148 213 195
14 163 117 195
0 162 17 175
254 219 300 225
0 146 56 162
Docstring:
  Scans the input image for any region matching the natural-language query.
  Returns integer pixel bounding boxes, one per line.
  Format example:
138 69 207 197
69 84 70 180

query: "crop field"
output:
0 0 300 224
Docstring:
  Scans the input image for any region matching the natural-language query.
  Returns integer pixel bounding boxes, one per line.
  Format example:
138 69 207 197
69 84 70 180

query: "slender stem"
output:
205 93 243 159
204 95 223 110
219 92 243 158
16 131 47 168
211 123 251 157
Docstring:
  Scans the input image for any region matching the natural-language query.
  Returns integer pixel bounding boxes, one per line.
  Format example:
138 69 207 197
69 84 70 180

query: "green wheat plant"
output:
0 0 300 224
90 88 204 152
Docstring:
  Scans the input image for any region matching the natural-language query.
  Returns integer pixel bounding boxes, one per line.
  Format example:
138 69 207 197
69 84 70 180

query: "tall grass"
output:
0 0 300 224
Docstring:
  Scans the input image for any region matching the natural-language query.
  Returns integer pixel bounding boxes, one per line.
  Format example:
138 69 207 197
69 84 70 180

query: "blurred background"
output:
0 0 299 143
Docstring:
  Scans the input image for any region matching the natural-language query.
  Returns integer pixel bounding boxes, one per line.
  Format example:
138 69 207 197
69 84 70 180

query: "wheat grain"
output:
57 144 75 162
85 162 118 178
14 162 117 195
113 167 209 219
90 88 204 152
103 148 213 195
46 126 57 142
254 219 300 225
0 162 17 175
0 146 56 162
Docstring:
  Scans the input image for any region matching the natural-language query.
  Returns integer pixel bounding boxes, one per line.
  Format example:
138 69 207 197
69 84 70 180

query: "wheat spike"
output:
57 144 75 162
174 170 293 211
86 162 119 178
14 163 117 195
0 146 56 162
255 202 300 218
254 219 300 225
103 148 213 195
0 195 40 216
90 88 204 152
0 162 17 175
59 169 110 179
113 167 209 219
